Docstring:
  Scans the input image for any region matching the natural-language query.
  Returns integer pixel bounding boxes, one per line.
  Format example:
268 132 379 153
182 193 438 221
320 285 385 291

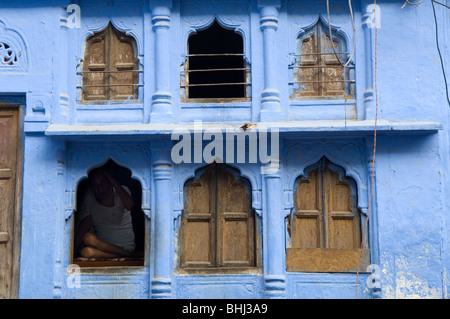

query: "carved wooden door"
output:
180 164 255 270
0 104 20 298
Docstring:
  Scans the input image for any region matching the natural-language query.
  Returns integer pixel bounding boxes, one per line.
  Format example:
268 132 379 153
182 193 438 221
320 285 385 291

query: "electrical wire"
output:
326 0 356 67
401 0 424 9
432 0 450 10
431 0 450 107
356 0 378 299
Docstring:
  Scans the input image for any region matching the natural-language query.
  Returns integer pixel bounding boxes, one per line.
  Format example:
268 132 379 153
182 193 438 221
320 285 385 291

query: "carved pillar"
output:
150 4 173 123
262 161 286 298
365 136 381 298
258 2 282 122
58 12 70 125
53 142 67 298
151 142 173 298
361 1 379 120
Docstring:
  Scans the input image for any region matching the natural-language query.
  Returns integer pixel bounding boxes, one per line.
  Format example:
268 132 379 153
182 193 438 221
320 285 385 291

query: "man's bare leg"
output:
80 246 121 259
82 232 134 258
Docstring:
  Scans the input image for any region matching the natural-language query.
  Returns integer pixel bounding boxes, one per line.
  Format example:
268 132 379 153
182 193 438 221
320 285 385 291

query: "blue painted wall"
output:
0 0 448 299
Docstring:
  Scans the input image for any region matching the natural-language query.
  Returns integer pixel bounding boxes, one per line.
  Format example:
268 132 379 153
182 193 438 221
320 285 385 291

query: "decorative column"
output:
262 161 286 298
150 3 173 123
361 1 380 120
53 142 67 299
151 141 173 298
258 1 283 122
365 136 381 298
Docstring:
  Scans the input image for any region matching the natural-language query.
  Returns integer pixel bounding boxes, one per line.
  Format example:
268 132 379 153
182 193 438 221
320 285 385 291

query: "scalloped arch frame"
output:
66 143 151 219
180 1 251 65
284 141 368 211
175 161 262 214
287 2 356 66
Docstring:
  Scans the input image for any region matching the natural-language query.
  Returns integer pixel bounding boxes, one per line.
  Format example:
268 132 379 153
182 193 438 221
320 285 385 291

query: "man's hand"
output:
102 169 118 187
102 170 135 211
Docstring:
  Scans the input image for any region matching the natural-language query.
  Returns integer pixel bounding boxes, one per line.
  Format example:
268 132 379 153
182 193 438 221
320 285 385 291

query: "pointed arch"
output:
290 18 355 99
72 158 145 265
179 163 258 271
287 157 370 273
82 22 140 101
182 19 250 101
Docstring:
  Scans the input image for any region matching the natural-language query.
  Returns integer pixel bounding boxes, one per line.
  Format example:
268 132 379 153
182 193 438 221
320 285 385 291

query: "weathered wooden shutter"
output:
287 158 369 273
0 105 19 298
180 164 255 270
293 22 348 98
83 24 138 101
320 32 345 97
83 32 108 100
109 27 138 100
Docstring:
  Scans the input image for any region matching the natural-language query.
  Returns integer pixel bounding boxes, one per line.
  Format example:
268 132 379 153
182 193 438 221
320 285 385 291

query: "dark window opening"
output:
73 159 145 267
184 20 250 101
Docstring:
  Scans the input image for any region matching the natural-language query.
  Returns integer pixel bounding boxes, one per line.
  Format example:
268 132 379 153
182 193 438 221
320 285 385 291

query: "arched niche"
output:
73 159 146 260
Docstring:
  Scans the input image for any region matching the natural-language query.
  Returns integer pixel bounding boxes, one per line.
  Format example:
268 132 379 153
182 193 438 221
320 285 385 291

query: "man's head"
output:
89 168 113 202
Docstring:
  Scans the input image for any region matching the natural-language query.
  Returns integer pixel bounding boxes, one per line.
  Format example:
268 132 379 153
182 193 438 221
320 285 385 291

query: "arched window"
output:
290 21 355 99
82 23 140 101
286 157 369 273
72 159 145 267
179 163 256 270
182 20 250 101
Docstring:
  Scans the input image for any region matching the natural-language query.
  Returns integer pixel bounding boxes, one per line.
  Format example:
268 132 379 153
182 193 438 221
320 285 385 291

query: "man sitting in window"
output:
74 168 138 259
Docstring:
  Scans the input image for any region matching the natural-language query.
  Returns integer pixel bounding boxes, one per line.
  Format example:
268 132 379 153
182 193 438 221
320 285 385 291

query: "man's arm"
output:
103 170 135 211
74 215 92 255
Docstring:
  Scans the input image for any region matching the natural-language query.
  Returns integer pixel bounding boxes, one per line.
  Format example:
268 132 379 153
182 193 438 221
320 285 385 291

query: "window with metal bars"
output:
289 21 355 100
80 23 142 102
182 20 251 102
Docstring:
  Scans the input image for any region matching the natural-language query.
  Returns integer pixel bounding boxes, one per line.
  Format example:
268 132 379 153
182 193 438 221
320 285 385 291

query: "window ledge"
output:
76 102 143 110
45 119 441 139
181 101 251 109
290 99 356 106
175 267 262 275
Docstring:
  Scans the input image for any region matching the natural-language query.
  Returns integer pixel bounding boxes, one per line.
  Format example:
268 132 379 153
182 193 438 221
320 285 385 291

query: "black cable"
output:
432 0 450 10
431 0 450 107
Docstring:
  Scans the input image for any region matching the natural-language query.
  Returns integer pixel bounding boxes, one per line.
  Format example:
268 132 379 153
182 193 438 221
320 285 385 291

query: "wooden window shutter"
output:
291 22 354 99
180 164 256 270
287 158 369 273
82 23 139 101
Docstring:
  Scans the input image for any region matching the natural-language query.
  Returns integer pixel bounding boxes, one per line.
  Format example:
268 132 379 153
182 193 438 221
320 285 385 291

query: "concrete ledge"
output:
45 119 441 139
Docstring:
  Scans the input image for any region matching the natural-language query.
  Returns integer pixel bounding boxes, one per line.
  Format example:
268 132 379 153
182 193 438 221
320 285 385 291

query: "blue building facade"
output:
0 0 448 299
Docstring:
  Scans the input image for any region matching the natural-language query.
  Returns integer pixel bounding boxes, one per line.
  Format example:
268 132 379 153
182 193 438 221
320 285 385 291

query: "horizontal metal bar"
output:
181 82 250 87
187 53 244 57
77 84 144 88
185 68 250 73
78 70 143 74
289 65 354 69
290 52 348 56
289 80 355 84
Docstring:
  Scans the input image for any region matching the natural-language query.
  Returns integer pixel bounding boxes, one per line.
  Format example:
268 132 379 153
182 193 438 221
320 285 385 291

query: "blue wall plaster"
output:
0 0 448 299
